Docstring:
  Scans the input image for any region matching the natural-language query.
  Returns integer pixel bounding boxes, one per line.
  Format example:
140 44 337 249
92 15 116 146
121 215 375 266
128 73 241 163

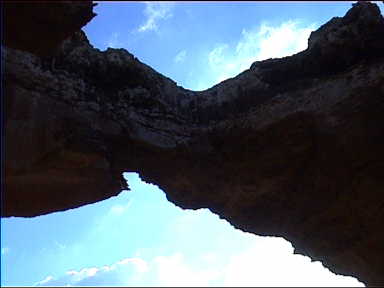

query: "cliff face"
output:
3 1 384 286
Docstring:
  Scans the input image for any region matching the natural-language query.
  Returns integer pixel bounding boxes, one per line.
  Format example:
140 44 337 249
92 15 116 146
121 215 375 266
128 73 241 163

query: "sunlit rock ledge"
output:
3 1 384 286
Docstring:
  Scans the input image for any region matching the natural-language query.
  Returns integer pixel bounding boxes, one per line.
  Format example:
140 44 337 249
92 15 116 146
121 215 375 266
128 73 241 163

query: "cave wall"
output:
3 1 384 286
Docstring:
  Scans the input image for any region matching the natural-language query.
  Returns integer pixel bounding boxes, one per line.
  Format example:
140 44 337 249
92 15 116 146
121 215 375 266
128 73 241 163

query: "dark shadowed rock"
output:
3 1 384 286
3 0 97 56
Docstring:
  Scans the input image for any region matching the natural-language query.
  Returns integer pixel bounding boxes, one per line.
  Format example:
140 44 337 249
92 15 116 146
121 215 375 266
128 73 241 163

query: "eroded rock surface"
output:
3 1 97 56
3 1 384 286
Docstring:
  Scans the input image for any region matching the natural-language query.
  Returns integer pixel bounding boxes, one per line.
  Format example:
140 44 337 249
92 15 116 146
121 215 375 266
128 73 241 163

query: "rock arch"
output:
3 1 384 285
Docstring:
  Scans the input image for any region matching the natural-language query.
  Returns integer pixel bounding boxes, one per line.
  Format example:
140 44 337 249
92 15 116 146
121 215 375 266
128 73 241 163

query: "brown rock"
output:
3 1 384 286
3 0 97 56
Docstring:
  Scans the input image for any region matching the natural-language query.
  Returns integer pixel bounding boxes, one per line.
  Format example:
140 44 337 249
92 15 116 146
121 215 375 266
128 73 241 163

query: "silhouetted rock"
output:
3 1 96 56
3 1 384 286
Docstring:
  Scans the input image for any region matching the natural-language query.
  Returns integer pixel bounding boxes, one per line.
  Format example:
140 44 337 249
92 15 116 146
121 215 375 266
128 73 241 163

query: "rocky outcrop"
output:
3 1 97 56
3 1 384 286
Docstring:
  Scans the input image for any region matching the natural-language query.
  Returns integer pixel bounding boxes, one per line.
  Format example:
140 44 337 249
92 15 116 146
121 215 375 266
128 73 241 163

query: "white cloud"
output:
244 20 315 60
33 174 363 287
35 241 364 287
221 238 362 287
208 44 229 67
34 275 54 286
202 20 317 89
138 2 175 32
174 50 187 64
153 253 219 287
35 257 149 286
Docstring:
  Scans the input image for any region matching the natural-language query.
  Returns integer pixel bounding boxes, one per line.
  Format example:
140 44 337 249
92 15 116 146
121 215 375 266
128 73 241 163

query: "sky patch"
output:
174 49 187 64
138 2 175 32
205 20 316 88
105 32 122 48
35 232 363 287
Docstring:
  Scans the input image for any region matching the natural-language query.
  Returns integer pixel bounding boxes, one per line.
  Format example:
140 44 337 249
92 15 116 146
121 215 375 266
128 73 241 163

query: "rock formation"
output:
3 1 384 286
3 1 97 56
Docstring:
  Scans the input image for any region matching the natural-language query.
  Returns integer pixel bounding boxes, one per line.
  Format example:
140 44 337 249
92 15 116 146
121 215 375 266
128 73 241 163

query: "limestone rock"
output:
3 1 384 286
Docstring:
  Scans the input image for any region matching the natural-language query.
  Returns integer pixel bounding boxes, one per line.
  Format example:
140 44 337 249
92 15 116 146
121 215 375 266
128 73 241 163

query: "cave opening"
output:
1 173 363 286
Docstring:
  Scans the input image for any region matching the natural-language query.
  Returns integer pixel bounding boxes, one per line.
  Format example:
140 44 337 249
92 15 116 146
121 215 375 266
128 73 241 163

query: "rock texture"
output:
3 1 97 56
3 1 384 286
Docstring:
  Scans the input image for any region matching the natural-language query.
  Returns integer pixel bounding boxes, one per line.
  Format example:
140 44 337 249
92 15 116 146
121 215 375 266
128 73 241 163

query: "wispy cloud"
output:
201 20 317 89
138 2 175 33
208 44 229 67
54 241 66 250
174 50 187 64
105 32 122 48
35 258 148 286
34 275 54 286
109 199 132 215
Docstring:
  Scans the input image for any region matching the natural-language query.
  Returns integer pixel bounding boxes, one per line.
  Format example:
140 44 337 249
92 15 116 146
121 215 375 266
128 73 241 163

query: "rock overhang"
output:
2 1 384 286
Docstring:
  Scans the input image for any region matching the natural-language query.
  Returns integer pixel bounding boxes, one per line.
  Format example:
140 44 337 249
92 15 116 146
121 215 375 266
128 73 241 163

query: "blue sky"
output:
3 1 384 286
